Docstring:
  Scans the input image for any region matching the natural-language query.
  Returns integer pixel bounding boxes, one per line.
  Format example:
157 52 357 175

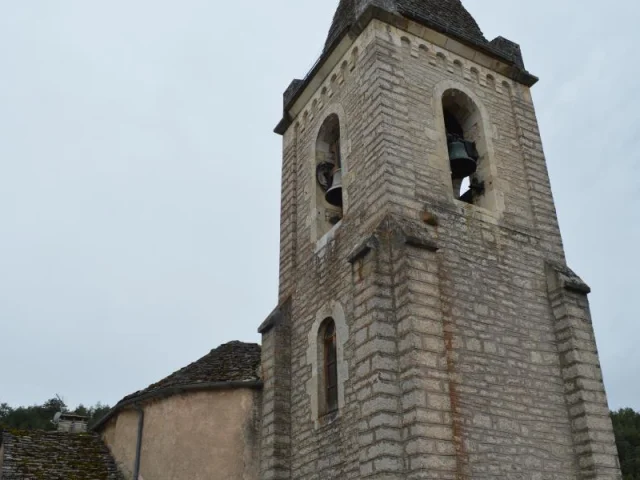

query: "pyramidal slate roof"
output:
0 429 124 480
325 0 486 53
93 341 261 430
278 0 531 127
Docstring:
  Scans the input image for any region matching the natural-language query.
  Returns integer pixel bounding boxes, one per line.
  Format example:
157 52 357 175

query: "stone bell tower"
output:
258 1 622 479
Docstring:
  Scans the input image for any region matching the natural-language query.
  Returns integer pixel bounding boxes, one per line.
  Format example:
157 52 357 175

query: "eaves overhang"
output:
92 379 263 432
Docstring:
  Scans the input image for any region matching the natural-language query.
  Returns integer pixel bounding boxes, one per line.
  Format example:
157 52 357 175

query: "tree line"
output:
611 408 640 479
0 396 111 431
0 398 638 478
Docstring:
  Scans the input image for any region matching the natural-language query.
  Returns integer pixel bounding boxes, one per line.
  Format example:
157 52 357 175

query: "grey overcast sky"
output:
0 0 638 411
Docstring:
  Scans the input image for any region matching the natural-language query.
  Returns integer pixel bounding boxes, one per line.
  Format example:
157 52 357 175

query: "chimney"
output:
54 413 88 433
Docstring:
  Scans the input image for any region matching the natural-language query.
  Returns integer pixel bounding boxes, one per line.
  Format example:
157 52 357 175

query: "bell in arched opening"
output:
444 110 478 179
315 115 344 233
447 134 478 179
325 167 343 207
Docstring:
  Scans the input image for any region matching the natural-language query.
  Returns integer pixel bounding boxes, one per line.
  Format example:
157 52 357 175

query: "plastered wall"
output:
102 388 260 480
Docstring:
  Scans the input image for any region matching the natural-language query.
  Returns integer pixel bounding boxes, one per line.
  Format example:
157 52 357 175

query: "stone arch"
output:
311 104 349 173
310 106 350 242
470 67 480 83
349 47 359 71
316 114 341 168
432 80 503 213
306 300 349 427
341 60 348 74
501 80 513 97
453 59 464 76
318 317 338 414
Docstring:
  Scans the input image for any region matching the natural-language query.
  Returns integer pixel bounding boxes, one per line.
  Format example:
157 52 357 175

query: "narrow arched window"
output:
323 319 338 414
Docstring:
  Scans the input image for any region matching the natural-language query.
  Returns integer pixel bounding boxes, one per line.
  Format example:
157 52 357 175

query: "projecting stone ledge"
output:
546 260 591 295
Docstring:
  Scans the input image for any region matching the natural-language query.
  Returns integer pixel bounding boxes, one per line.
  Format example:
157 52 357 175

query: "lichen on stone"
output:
1 429 124 480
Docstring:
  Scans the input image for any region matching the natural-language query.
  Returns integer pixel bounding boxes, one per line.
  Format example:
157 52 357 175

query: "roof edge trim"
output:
258 305 283 334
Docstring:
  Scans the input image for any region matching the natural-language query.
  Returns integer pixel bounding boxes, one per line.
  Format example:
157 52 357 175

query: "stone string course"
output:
261 14 621 480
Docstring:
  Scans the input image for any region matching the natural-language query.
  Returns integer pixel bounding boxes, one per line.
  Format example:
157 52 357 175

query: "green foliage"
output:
87 402 111 429
74 404 89 417
612 408 640 479
0 396 110 432
0 403 11 419
0 396 66 431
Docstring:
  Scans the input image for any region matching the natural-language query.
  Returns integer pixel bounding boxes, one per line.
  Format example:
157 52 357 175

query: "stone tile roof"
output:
0 429 123 480
325 0 487 53
120 341 261 403
91 341 262 432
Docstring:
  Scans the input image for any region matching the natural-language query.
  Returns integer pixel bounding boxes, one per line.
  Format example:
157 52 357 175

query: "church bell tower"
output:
258 1 622 478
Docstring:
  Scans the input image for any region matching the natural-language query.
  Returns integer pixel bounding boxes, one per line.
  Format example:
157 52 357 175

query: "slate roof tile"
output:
0 429 124 480
120 341 261 403
325 0 487 53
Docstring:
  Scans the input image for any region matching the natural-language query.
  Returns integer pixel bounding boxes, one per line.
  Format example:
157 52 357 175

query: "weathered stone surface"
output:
1 429 124 480
262 2 622 479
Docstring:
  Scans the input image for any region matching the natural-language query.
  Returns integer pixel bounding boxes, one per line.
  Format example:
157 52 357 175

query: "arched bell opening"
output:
315 114 343 238
442 89 486 205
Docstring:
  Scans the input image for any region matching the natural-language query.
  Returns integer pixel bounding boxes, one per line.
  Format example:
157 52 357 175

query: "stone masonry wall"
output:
269 16 621 480
259 303 292 480
547 263 621 479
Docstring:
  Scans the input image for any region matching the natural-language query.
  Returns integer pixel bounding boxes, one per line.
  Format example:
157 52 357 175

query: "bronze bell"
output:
448 136 478 179
325 168 343 207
